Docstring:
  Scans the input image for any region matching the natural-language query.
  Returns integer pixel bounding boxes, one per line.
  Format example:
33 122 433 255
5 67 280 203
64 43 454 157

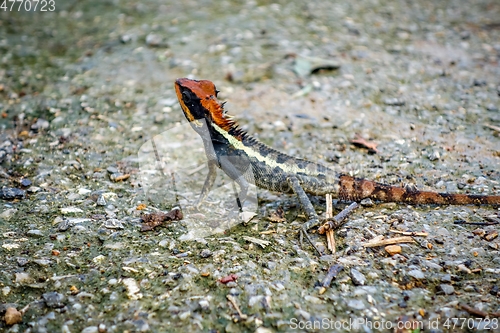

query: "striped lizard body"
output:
174 78 500 254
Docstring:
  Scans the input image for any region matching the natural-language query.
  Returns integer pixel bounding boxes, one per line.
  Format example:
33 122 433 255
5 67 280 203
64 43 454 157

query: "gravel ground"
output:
1 0 500 332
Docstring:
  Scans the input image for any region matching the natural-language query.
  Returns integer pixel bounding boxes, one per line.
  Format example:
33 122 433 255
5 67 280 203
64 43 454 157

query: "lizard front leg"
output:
231 177 249 212
194 160 218 208
287 176 322 256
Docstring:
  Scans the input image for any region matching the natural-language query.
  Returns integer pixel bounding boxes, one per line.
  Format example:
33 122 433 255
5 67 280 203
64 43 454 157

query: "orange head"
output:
175 78 239 135
175 78 219 126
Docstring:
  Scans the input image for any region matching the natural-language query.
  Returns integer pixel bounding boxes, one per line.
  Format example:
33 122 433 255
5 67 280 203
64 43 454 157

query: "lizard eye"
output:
182 91 192 104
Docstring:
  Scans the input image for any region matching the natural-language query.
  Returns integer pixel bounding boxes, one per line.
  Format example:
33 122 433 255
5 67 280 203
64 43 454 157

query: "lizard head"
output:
175 78 220 128
175 78 242 139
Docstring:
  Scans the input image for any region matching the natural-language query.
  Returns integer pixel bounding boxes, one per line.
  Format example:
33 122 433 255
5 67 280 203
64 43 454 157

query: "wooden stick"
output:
318 202 358 234
319 263 344 294
484 123 500 132
227 294 248 319
389 229 428 237
325 194 336 253
454 219 499 226
362 236 415 247
459 303 488 318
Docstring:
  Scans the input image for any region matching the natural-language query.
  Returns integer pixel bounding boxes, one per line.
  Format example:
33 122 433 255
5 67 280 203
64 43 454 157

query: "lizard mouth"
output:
174 80 204 127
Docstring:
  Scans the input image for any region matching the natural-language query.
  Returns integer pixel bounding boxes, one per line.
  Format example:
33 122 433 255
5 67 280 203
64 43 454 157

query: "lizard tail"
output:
338 174 500 205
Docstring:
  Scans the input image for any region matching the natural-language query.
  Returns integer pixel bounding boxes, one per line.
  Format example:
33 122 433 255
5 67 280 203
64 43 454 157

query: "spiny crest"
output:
208 101 249 141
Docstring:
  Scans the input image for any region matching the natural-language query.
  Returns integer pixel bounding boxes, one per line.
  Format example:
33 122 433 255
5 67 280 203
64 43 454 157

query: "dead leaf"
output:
140 208 183 232
268 206 286 222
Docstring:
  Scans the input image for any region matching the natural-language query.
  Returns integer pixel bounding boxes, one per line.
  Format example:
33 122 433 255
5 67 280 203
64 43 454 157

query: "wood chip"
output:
242 236 271 248
363 236 415 247
114 174 130 182
485 230 498 241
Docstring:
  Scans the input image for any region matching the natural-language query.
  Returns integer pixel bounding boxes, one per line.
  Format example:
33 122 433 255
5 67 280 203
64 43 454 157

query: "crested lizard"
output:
174 78 500 254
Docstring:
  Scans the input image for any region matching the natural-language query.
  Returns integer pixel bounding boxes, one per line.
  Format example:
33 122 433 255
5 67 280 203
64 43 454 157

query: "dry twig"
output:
362 236 415 247
319 263 343 295
389 230 428 237
318 202 358 234
325 194 336 253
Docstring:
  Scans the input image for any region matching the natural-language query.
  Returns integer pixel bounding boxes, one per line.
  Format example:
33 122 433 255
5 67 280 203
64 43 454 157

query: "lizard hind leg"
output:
287 176 323 256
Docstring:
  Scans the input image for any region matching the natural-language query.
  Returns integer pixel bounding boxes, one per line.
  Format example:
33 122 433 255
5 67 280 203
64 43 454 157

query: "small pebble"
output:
440 284 455 295
385 245 401 255
121 34 131 43
199 249 212 258
146 33 162 46
350 268 366 286
19 179 32 187
42 292 65 308
4 307 22 325
360 198 374 207
106 166 119 174
97 195 106 206
0 188 25 200
384 98 405 106
27 230 43 238
15 272 30 283
347 299 365 310
102 219 124 229
408 270 425 280
81 327 98 333
428 151 440 161
0 208 17 220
